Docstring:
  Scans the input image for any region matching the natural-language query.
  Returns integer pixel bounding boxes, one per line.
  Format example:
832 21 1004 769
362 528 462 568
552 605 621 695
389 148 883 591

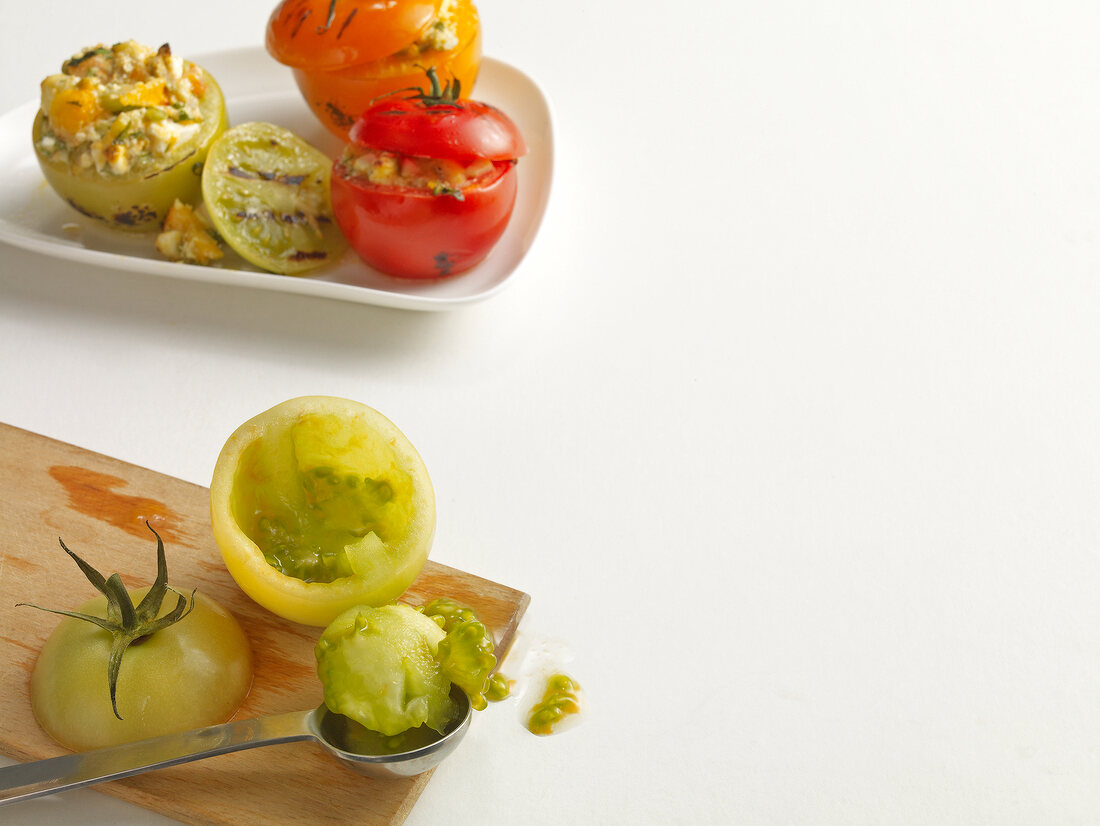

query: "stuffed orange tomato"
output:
266 0 481 139
330 69 527 278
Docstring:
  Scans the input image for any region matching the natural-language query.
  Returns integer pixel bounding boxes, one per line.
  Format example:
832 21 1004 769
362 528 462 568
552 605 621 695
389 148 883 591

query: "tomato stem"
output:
17 523 196 720
373 66 465 113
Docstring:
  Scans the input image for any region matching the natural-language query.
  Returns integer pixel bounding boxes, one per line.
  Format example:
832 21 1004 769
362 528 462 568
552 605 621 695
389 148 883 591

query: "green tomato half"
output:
210 396 436 628
31 66 227 232
29 586 253 751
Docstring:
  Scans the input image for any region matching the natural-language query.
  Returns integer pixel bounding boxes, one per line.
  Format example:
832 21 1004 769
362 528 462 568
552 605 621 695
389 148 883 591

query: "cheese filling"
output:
35 40 207 177
401 0 461 57
338 146 506 199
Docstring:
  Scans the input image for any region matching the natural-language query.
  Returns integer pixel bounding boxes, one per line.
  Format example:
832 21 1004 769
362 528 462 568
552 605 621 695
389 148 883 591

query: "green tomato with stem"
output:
24 527 253 751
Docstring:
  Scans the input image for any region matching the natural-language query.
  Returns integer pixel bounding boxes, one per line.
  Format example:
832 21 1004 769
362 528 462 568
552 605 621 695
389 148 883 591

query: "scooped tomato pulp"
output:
330 69 527 278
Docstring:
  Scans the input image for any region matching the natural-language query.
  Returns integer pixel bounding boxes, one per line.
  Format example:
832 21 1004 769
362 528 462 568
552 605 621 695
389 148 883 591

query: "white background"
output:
3 1 1100 823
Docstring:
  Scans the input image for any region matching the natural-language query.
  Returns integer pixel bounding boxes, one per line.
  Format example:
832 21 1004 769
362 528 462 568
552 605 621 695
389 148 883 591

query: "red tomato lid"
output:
349 77 528 162
266 0 442 71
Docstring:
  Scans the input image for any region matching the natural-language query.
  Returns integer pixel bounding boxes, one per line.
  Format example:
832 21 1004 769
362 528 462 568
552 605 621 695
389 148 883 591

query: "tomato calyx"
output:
18 523 195 720
348 67 527 164
378 66 464 112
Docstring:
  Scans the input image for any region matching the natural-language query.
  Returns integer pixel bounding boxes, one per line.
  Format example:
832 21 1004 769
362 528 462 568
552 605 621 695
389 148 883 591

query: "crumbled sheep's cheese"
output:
406 0 461 54
35 40 208 176
422 21 459 52
342 147 500 197
155 200 223 265
105 144 128 175
147 120 200 155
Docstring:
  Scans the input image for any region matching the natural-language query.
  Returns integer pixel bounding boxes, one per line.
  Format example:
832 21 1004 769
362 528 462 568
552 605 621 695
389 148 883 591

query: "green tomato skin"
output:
30 586 253 751
315 604 458 737
32 68 228 232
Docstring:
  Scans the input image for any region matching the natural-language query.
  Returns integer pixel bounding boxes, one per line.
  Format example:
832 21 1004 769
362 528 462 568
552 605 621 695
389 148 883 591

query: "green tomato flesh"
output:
232 412 418 585
485 672 512 702
201 121 346 274
30 586 252 751
419 596 479 632
315 604 458 737
421 597 500 709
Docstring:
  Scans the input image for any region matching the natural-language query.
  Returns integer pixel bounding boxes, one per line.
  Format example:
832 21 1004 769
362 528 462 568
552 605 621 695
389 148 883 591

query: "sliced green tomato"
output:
201 122 346 275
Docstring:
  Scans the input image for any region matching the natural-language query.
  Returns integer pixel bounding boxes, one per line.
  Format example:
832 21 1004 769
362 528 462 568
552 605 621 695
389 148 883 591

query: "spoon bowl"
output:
0 686 472 805
311 685 472 779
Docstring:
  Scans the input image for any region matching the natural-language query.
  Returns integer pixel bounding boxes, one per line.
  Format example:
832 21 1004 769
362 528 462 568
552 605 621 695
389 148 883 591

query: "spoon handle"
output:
0 709 315 806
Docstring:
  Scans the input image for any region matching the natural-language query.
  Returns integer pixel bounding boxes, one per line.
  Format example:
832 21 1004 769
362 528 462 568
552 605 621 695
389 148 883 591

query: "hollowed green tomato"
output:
29 587 253 751
31 67 228 232
210 397 436 627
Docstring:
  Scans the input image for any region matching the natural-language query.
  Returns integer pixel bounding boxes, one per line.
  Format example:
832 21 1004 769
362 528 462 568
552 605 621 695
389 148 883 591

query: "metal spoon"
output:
0 687 471 807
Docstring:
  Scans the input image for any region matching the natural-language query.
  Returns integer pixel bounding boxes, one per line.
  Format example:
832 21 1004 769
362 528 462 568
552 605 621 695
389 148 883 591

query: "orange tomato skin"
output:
268 0 481 140
266 0 441 70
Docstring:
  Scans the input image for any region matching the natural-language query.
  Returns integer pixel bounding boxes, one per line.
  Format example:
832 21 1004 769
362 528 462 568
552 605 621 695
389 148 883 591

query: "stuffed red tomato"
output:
330 69 526 278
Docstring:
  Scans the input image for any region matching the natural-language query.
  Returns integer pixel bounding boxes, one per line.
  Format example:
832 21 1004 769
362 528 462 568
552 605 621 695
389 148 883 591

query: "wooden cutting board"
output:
0 422 529 824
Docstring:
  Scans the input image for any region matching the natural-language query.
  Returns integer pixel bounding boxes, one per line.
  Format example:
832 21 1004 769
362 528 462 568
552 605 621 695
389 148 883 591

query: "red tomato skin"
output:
350 100 527 163
331 162 518 278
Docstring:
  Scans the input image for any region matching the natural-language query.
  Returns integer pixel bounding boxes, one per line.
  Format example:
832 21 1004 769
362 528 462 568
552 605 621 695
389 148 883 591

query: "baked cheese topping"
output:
340 146 499 199
155 200 223 265
402 0 461 57
36 40 208 177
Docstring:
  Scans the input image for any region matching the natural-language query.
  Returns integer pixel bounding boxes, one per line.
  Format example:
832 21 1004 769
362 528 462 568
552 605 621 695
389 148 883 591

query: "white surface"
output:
2 2 1100 824
0 50 553 310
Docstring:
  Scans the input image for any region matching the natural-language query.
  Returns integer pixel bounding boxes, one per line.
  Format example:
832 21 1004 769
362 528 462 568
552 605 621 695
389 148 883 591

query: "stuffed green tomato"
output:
32 40 227 231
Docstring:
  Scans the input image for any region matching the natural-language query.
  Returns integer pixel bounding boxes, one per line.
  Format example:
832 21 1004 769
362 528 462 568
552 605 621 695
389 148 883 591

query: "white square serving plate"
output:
0 47 553 311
